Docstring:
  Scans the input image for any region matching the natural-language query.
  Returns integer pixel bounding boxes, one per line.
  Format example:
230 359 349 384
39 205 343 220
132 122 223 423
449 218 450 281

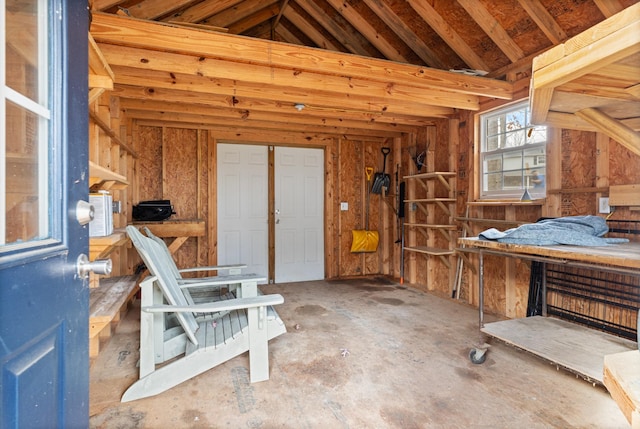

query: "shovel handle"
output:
381 147 391 172
365 167 374 181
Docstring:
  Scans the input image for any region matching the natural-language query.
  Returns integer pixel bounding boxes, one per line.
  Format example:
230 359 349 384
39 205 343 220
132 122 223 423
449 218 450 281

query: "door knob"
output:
75 200 95 225
77 254 112 279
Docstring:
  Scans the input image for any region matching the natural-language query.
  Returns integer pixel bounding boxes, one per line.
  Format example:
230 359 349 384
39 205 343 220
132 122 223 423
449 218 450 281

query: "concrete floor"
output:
89 277 627 428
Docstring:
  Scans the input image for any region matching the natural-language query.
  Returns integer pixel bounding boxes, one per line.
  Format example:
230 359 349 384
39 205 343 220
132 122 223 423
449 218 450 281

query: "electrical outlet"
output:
599 197 610 214
340 202 348 211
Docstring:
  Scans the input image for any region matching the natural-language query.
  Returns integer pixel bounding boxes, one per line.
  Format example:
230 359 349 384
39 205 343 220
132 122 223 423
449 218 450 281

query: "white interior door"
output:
275 146 324 282
217 144 268 282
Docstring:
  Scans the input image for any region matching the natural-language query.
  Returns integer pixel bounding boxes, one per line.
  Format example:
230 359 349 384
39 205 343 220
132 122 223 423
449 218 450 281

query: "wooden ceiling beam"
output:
407 0 491 71
275 24 306 46
164 0 243 23
121 108 403 139
456 0 524 63
227 4 280 35
295 0 371 57
272 0 290 34
515 0 567 45
109 67 459 119
91 13 513 99
544 111 640 133
324 0 408 63
92 0 127 11
118 98 421 132
100 44 477 111
123 0 193 20
244 20 274 39
113 84 436 127
575 108 640 156
361 0 445 69
532 20 640 91
202 0 277 28
406 0 488 72
593 0 626 18
282 6 343 52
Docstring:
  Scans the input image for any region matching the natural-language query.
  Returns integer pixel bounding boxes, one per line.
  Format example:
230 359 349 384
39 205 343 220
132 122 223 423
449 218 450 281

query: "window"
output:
480 101 547 199
2 0 51 247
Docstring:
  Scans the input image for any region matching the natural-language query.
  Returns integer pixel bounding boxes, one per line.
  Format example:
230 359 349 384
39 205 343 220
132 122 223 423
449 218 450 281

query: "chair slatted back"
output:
142 227 182 279
126 226 200 344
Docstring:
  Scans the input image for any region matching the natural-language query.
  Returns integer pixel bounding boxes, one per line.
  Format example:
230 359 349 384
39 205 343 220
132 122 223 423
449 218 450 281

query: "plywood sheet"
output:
482 316 637 383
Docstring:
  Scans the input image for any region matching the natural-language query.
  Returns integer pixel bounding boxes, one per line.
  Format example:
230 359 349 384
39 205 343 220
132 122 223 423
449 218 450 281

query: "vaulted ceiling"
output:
89 0 639 140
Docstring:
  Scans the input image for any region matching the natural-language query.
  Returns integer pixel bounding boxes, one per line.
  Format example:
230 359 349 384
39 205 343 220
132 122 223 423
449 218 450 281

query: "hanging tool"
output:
371 147 391 194
351 167 379 253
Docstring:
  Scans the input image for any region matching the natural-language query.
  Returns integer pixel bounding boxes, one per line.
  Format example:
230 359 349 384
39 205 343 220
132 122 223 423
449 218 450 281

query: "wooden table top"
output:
458 238 640 270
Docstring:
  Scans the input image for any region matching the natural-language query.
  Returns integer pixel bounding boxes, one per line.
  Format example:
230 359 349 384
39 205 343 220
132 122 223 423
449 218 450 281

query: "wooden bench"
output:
89 275 139 360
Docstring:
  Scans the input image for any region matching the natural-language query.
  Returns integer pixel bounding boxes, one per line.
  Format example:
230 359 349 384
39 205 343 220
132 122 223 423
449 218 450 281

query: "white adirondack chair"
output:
140 225 246 289
123 226 286 402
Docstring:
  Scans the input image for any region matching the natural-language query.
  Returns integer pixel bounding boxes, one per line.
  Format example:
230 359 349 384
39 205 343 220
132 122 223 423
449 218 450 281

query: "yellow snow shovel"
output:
351 167 379 253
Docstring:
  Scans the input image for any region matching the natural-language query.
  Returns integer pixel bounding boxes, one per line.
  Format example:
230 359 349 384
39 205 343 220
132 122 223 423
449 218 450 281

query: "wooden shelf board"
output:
89 230 128 260
403 246 454 256
89 161 128 187
466 200 544 207
404 223 456 229
405 198 456 203
404 171 456 180
130 220 206 237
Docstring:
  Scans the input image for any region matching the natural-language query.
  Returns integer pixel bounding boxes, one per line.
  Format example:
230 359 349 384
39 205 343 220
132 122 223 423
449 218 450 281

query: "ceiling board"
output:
89 0 639 137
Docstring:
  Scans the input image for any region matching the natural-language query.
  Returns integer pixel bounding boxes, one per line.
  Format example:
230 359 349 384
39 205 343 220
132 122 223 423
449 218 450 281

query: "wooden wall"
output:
93 86 638 322
123 120 418 282
456 100 640 319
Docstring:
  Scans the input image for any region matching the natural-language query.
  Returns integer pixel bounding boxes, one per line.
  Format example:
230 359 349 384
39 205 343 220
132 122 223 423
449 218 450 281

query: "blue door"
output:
1 1 89 428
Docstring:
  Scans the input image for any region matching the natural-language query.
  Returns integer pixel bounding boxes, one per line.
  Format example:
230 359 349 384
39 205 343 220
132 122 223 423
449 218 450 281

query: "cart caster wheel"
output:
469 348 487 364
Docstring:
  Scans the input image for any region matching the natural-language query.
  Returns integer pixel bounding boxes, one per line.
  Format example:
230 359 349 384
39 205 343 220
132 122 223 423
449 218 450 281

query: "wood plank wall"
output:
94 89 639 323
457 105 640 319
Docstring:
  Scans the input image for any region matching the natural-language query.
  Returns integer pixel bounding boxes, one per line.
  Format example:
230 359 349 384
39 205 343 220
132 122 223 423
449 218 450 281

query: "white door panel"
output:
217 144 324 283
217 144 268 281
275 147 324 282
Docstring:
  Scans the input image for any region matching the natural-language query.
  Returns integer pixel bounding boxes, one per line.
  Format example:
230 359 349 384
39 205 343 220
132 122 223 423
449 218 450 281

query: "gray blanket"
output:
478 215 629 246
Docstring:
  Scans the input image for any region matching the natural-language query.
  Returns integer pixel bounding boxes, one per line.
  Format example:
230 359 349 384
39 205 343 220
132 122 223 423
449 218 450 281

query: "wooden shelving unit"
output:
402 171 456 267
89 161 128 191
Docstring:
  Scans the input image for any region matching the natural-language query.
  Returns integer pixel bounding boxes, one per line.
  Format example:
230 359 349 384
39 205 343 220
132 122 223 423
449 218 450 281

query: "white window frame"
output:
1 0 51 246
479 101 547 199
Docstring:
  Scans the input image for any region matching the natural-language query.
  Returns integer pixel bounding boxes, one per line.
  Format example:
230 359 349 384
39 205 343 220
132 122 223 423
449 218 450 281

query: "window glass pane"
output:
485 172 503 192
485 135 500 152
503 170 524 189
2 0 50 247
5 100 47 244
6 0 41 102
528 125 547 144
504 129 525 148
479 102 547 198
505 110 526 131
484 153 502 173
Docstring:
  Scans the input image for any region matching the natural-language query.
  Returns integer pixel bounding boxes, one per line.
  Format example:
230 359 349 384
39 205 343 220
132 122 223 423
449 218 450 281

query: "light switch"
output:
340 202 348 211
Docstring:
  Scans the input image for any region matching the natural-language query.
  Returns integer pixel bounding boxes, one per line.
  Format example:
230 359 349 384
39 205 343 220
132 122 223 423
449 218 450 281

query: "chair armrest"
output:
177 273 266 289
142 294 284 314
178 264 247 274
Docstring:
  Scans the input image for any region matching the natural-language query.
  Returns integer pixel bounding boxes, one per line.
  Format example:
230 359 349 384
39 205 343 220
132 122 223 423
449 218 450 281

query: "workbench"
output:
459 238 639 384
